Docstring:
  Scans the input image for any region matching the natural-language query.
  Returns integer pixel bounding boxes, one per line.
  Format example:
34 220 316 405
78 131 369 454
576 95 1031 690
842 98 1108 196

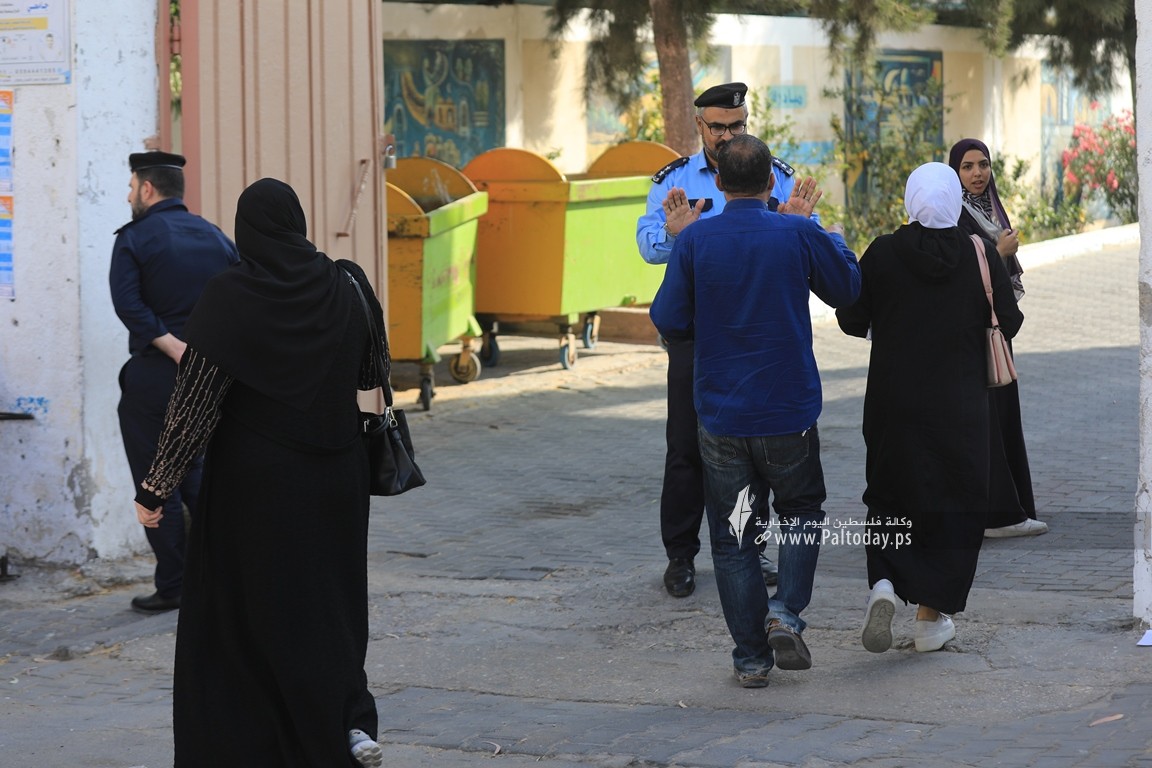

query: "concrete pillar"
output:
1135 0 1152 621
0 3 156 564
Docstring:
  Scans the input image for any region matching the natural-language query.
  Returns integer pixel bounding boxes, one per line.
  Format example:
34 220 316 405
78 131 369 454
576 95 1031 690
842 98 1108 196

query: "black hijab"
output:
184 178 357 410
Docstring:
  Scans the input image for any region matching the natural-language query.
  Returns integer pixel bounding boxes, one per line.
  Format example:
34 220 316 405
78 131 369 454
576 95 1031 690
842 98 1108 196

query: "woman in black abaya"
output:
948 138 1049 539
134 178 384 767
836 162 1023 654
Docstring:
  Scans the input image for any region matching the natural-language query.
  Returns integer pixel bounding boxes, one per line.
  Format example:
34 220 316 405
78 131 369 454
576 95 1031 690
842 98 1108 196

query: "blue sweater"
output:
649 198 860 437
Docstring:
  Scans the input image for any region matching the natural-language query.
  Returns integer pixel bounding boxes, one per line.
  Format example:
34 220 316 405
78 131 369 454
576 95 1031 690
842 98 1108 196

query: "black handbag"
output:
345 270 426 496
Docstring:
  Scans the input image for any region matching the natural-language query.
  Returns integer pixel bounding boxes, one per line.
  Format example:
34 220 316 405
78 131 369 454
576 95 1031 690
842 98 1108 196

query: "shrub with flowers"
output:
1062 108 1137 224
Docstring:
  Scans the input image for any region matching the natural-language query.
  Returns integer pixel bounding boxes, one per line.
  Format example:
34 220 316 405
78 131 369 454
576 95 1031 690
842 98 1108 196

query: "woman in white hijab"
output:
836 163 1023 654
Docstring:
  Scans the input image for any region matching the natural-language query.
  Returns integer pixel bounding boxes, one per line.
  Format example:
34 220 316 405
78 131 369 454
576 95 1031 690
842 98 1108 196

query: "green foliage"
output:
1013 196 1087 241
1007 0 1136 99
824 65 947 254
547 0 716 112
990 154 1086 242
1061 108 1137 223
808 0 933 72
747 88 800 161
620 68 665 144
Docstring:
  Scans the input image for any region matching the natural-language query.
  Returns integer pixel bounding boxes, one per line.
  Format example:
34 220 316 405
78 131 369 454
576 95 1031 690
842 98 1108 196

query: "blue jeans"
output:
698 423 826 675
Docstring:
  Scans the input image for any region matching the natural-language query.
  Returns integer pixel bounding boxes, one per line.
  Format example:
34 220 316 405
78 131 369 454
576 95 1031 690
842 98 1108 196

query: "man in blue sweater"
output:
649 134 860 687
638 82 817 598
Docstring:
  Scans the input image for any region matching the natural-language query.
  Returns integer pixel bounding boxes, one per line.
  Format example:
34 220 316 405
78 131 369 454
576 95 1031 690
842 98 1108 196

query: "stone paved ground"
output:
0 237 1148 767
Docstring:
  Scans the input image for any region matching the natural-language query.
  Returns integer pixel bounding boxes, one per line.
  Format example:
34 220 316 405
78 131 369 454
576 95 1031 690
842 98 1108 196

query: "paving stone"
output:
1 241 1150 767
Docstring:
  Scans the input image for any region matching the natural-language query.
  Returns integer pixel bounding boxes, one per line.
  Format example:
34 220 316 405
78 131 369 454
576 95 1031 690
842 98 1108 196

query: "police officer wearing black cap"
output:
637 82 823 598
110 150 239 614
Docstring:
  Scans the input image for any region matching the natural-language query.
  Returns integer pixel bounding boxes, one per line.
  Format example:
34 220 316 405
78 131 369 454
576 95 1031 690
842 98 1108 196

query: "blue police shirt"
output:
110 198 239 356
636 149 807 265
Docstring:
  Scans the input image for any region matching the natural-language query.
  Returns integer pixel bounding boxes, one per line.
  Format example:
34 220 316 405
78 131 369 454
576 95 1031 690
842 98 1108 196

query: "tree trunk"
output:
650 0 697 156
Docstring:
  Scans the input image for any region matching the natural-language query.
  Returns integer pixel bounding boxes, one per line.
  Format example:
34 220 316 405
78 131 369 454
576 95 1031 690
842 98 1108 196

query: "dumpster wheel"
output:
559 333 578 369
480 332 500 367
418 375 434 411
582 313 600 349
450 351 482 383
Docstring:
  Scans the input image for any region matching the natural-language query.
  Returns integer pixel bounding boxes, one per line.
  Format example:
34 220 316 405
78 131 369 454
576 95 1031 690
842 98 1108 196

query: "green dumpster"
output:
387 156 489 410
460 141 679 368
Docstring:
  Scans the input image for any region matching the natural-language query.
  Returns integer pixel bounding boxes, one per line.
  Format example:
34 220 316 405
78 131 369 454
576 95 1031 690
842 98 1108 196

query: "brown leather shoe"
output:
131 592 181 614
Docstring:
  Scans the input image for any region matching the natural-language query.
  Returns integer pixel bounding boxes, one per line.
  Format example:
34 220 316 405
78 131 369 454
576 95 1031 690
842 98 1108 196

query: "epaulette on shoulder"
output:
652 156 690 184
772 157 796 177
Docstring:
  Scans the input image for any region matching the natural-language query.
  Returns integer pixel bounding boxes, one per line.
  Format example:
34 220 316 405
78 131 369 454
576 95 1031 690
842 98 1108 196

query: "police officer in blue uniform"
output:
111 151 239 613
637 82 822 597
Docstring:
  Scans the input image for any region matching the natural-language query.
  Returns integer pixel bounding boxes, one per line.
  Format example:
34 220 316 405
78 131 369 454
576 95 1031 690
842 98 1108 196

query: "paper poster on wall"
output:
382 39 505 169
0 89 11 298
0 0 71 86
0 195 12 300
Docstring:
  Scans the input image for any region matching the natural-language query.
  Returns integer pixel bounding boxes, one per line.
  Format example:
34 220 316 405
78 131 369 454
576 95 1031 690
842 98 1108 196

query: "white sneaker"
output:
349 729 383 768
985 518 1049 538
861 579 897 653
914 614 955 652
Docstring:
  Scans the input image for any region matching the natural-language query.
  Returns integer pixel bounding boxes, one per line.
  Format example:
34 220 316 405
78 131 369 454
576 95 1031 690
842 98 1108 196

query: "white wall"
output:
1134 0 1152 622
0 1 155 563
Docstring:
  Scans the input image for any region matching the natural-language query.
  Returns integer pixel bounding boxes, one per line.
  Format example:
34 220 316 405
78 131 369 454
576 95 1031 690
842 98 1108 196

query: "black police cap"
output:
129 151 186 172
693 82 748 109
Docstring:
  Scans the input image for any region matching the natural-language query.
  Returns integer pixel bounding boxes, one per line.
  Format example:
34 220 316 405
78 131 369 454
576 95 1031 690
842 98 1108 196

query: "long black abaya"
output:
837 223 1023 613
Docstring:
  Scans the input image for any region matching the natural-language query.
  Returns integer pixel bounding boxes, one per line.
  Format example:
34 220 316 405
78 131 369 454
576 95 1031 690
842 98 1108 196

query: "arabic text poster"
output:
0 194 13 299
0 90 11 298
0 0 70 86
0 89 12 190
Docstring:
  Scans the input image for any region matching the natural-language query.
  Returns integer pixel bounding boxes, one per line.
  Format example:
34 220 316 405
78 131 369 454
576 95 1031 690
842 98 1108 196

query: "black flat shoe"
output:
131 592 181 614
663 558 695 597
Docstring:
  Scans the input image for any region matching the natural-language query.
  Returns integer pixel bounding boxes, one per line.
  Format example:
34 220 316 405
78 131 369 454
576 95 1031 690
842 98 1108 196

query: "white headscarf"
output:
904 162 961 229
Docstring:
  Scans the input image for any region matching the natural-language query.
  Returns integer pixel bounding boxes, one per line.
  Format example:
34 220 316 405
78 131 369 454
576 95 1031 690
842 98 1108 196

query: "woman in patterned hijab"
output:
948 139 1048 541
948 138 1024 300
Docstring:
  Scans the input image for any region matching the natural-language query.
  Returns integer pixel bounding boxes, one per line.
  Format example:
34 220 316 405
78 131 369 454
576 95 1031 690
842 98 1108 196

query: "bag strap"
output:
343 268 395 409
971 234 1001 329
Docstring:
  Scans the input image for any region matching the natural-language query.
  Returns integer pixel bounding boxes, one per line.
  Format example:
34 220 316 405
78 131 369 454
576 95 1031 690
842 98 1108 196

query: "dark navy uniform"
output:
111 194 238 601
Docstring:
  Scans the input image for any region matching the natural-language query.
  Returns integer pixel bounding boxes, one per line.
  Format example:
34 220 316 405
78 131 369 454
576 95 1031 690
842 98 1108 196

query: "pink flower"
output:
1106 170 1118 191
1066 170 1079 185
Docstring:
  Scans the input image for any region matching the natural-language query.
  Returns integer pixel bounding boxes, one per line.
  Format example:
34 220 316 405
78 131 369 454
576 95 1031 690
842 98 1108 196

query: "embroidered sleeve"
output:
357 329 390 391
136 347 233 508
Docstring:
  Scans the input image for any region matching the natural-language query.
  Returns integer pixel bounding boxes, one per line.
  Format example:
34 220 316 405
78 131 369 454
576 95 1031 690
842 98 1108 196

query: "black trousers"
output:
660 339 706 561
118 353 203 598
987 380 1036 527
